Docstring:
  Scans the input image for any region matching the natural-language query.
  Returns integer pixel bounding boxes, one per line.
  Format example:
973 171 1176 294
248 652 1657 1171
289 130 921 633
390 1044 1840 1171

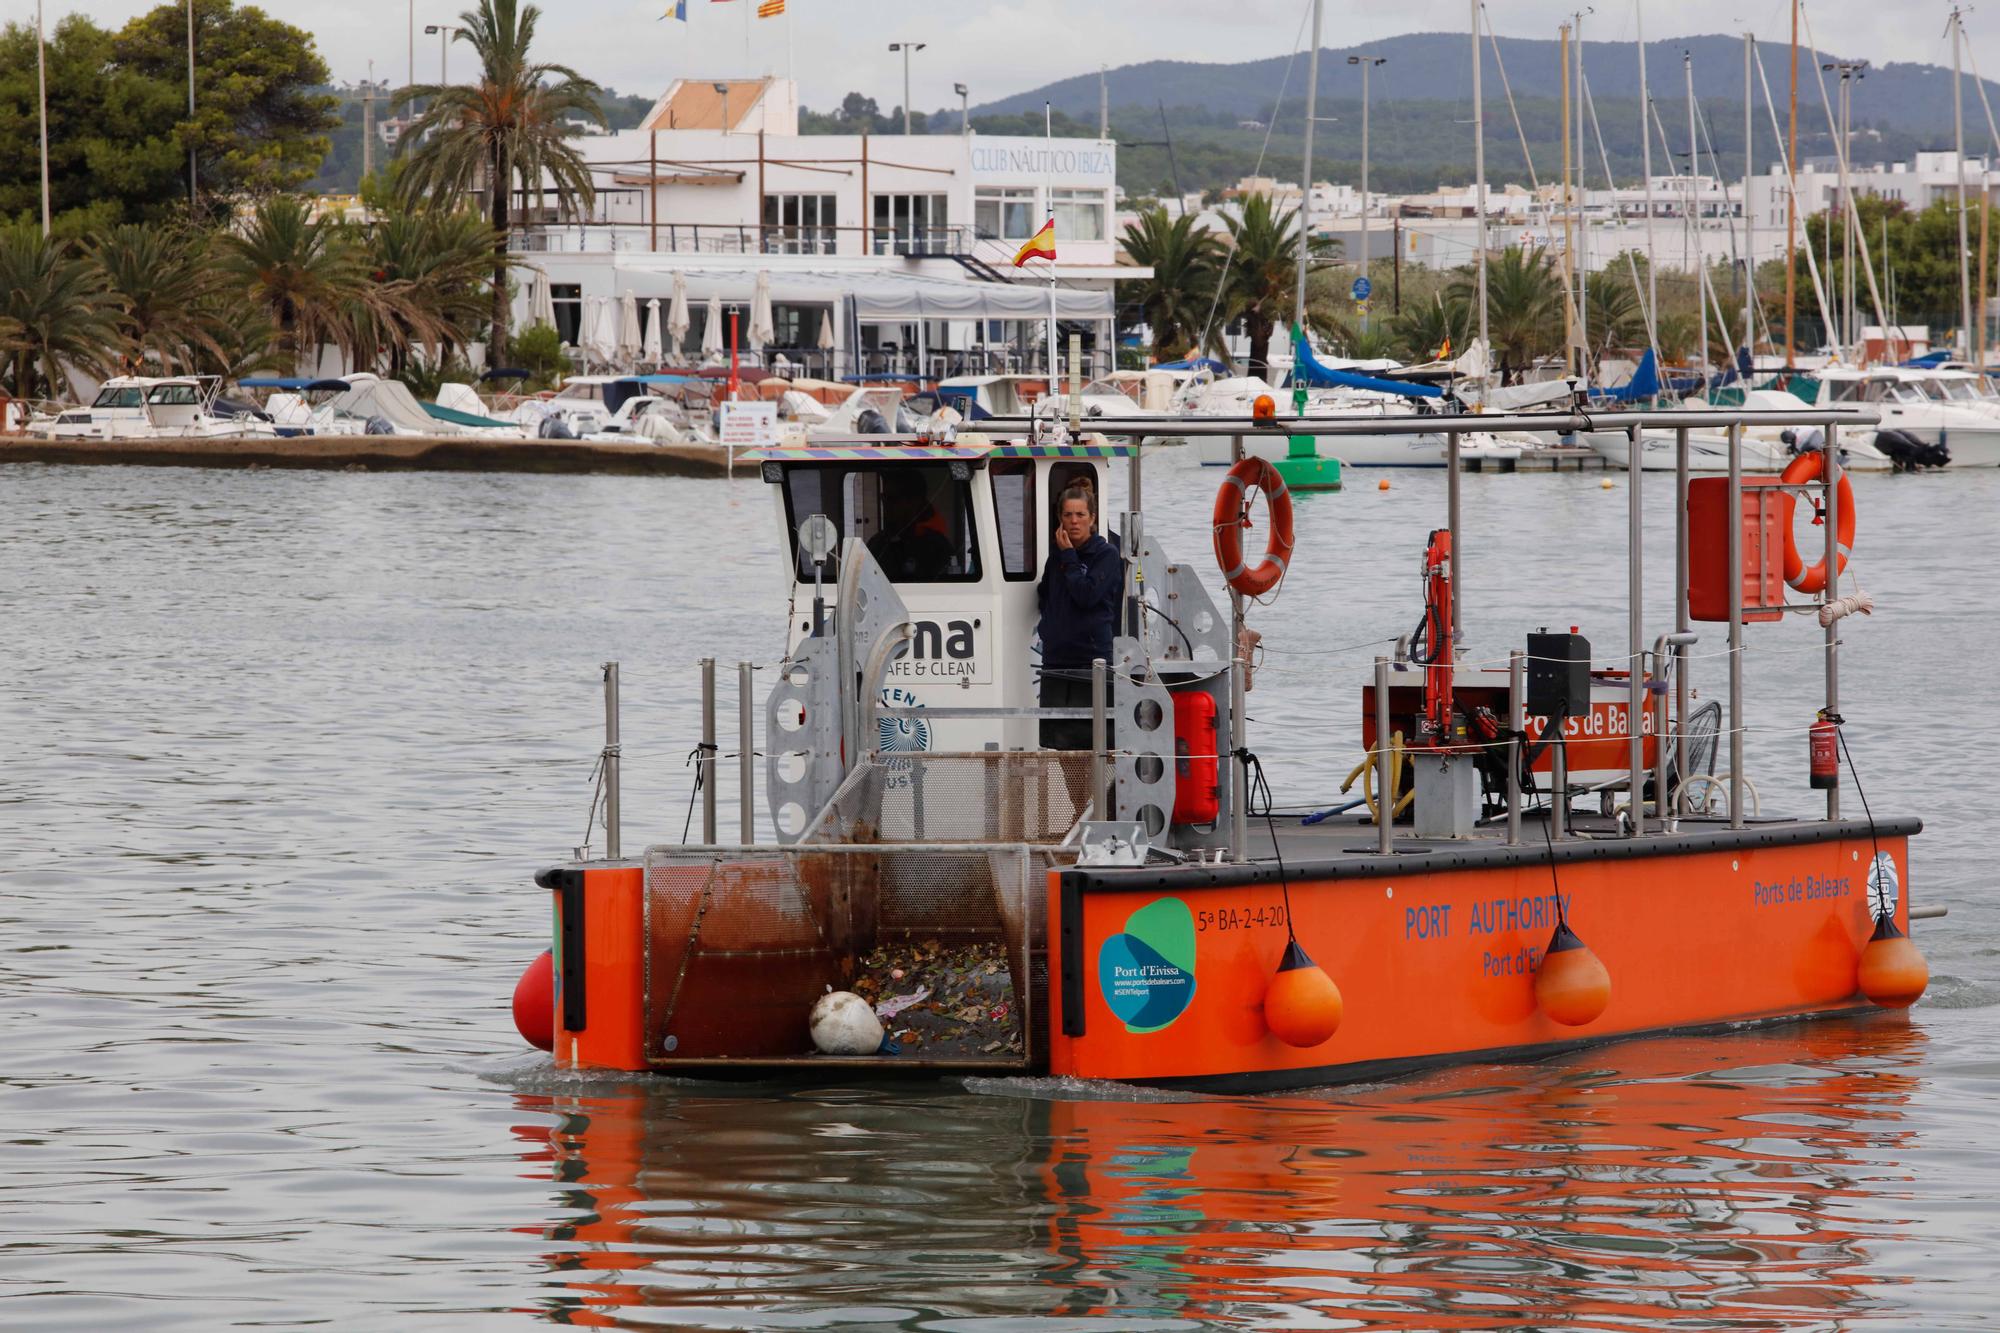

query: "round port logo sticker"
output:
1097 897 1197 1033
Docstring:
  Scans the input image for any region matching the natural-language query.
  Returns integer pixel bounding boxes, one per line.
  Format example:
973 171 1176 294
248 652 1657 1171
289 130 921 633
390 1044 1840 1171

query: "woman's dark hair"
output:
1057 483 1098 519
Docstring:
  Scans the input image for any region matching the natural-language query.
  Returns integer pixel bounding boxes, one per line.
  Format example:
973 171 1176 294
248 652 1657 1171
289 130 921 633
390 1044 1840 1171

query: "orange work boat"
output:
513 403 1932 1092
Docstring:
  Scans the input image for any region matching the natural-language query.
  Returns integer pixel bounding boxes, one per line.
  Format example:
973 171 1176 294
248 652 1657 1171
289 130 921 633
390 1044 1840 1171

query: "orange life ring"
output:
1778 451 1855 594
1212 457 1295 597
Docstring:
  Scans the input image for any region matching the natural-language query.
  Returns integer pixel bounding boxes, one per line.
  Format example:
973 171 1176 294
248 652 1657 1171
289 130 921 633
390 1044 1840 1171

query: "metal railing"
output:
986 405 1878 849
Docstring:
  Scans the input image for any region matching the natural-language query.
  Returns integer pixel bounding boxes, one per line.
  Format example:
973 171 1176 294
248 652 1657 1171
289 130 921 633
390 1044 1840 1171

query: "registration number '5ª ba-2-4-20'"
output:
1195 903 1287 932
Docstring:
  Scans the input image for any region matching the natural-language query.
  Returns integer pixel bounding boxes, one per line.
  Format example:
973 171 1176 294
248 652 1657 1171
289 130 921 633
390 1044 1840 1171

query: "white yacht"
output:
1804 368 2000 467
28 376 277 441
1187 376 1479 468
1582 389 1887 472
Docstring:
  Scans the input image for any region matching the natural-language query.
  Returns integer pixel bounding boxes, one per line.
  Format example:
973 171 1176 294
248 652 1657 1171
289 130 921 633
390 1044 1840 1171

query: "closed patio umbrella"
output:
666 271 691 363
748 270 775 356
529 269 556 330
817 307 837 377
643 298 663 364
617 290 642 369
701 293 724 362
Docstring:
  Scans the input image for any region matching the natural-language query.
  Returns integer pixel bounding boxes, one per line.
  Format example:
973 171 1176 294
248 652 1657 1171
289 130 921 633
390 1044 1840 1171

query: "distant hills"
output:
961 33 2000 200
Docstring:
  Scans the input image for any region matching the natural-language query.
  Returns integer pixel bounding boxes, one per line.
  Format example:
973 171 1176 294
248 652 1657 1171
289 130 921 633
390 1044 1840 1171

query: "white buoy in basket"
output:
809 990 884 1055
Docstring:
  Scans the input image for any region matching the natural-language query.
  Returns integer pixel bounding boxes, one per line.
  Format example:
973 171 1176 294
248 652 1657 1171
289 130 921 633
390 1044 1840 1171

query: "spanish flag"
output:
1012 218 1057 267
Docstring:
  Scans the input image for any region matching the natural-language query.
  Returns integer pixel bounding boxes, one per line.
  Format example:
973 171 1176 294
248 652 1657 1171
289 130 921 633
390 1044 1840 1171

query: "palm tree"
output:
0 224 124 399
1583 276 1646 366
1387 295 1471 364
1219 194 1336 379
218 196 369 372
187 304 288 384
1448 247 1562 384
361 206 502 374
91 223 219 374
393 0 604 359
1118 207 1222 361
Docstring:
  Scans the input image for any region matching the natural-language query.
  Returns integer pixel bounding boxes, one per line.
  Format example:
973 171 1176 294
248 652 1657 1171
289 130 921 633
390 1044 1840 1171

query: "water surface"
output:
1 456 1992 1329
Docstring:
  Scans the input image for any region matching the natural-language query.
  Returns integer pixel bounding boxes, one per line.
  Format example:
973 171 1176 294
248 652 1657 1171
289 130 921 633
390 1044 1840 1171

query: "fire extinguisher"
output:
1809 709 1842 791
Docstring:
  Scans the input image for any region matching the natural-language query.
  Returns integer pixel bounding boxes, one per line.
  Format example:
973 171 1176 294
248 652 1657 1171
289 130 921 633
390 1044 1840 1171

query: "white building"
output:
513 77 1138 379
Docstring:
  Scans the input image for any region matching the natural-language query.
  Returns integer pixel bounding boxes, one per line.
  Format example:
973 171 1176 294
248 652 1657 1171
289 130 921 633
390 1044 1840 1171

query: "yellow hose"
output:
1340 730 1412 823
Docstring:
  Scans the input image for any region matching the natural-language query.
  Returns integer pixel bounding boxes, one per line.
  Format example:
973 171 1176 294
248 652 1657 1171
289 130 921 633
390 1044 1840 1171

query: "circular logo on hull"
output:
1097 897 1198 1033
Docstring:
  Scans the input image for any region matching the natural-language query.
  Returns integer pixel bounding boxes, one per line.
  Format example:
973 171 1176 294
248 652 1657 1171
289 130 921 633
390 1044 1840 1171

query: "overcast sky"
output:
10 0 1998 107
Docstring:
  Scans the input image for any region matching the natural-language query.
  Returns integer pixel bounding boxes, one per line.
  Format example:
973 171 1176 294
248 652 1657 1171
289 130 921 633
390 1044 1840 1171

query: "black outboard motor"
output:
1871 428 1950 472
538 414 576 440
854 406 891 435
364 414 395 436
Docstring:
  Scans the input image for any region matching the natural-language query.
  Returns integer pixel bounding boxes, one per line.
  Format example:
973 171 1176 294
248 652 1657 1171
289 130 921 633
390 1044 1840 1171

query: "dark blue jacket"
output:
1037 533 1121 669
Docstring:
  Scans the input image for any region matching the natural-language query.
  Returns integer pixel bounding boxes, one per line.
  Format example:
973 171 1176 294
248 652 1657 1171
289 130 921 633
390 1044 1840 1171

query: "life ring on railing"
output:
1778 451 1855 594
1212 457 1295 597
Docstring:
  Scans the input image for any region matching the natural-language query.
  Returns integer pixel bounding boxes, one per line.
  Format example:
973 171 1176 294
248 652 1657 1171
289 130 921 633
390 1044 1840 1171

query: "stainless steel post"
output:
1230 424 1249 863
738 660 754 844
1447 430 1462 639
1374 656 1393 855
1675 426 1691 818
1551 727 1568 840
1506 648 1524 845
1824 422 1842 820
1727 422 1745 829
1627 425 1644 837
700 657 718 842
602 661 621 859
1230 590 1248 862
1090 657 1109 821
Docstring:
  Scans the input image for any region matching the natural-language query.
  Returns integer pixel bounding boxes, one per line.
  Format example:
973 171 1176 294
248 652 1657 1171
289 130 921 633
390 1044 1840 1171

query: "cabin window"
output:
780 463 981 584
990 459 1036 580
1047 461 1102 535
92 386 144 408
146 383 200 406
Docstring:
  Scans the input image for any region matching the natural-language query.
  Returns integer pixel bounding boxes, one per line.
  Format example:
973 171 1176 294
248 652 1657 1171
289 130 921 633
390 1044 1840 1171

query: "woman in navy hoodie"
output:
1036 483 1122 750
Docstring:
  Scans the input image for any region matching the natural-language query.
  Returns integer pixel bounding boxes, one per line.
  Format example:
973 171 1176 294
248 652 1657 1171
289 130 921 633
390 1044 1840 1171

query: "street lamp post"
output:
1348 54 1386 331
36 0 50 235
1822 59 1867 352
888 42 926 136
186 0 197 211
713 81 731 135
425 24 460 85
955 81 968 136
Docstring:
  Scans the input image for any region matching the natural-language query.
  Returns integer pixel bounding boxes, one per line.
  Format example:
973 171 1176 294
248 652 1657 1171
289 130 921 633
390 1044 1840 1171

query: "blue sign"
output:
1351 276 1372 300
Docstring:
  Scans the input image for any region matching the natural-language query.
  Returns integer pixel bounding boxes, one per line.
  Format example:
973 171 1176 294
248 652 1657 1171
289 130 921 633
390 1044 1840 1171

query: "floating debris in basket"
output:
849 939 1024 1059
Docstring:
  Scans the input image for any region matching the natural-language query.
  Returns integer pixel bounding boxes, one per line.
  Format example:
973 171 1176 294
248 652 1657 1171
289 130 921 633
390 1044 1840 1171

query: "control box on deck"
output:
1526 630 1590 720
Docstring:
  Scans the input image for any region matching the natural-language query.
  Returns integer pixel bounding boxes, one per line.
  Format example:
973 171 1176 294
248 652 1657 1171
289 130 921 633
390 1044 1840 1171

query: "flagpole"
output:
1045 101 1058 386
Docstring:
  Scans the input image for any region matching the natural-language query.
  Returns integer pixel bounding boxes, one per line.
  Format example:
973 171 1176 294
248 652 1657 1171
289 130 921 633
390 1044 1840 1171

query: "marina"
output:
8 0 2000 1323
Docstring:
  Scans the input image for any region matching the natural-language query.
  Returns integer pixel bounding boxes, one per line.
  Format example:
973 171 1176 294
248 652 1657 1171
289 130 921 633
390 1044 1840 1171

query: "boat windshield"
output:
146 383 200 406
1912 378 1950 402
780 462 982 584
91 386 145 408
1940 379 1981 402
1826 378 1867 403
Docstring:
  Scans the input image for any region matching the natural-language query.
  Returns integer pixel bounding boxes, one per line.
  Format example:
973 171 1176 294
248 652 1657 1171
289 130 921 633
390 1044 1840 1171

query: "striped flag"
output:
757 0 784 14
1011 218 1056 267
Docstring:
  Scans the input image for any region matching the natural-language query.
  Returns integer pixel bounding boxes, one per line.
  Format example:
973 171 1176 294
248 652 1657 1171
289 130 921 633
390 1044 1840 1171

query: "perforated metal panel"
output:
639 841 1044 1069
1110 635 1176 838
764 636 843 843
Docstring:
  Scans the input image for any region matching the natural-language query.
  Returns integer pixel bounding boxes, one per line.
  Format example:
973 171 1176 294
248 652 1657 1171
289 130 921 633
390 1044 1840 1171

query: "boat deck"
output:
1122 807 1921 890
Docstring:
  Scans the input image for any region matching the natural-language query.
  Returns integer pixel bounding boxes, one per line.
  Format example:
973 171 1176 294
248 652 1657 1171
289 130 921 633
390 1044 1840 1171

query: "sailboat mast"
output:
1745 33 1755 362
1786 0 1798 367
1472 0 1489 361
1562 21 1576 377
1575 13 1588 381
1688 52 1705 386
1292 0 1322 347
1637 3 1658 356
1954 7 1974 361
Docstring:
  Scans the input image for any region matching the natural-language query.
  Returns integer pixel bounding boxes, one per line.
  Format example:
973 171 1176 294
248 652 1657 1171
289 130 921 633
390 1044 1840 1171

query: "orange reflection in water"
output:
515 1017 1926 1330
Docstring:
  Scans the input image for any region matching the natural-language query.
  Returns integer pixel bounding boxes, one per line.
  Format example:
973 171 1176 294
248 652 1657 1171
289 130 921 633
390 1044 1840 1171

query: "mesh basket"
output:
641 841 1050 1069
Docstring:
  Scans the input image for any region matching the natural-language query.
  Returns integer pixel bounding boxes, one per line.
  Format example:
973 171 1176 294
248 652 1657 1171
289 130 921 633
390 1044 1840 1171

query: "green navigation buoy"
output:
1274 363 1341 492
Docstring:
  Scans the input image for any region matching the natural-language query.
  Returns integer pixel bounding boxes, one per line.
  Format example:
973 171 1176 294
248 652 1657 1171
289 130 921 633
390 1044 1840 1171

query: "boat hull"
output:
1048 820 1912 1090
540 818 1916 1091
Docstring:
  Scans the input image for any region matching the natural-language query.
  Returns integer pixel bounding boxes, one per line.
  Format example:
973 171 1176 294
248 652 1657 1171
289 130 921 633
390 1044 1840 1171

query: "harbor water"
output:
3 453 1995 1329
